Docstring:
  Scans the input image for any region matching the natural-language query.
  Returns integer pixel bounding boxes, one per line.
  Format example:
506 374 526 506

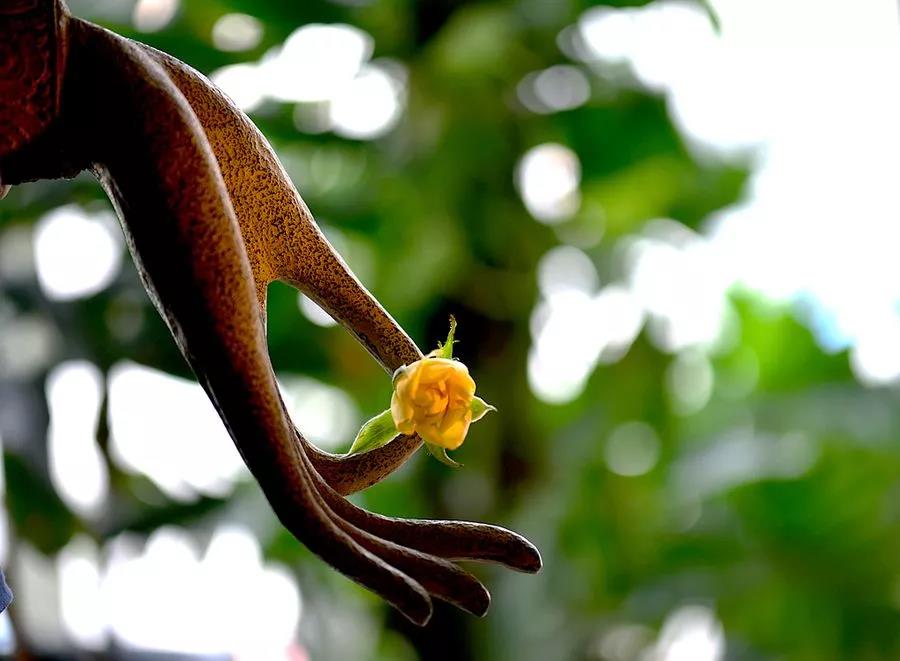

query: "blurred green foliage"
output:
1 1 900 660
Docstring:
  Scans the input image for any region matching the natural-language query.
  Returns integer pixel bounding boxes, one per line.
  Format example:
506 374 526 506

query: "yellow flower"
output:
349 317 495 463
391 357 477 450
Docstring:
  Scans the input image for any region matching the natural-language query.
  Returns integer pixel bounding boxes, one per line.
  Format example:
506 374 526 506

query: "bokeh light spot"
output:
516 143 582 224
132 0 179 32
34 206 122 302
604 421 661 476
212 13 264 52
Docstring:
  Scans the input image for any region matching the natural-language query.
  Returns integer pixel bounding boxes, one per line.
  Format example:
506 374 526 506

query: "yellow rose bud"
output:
390 357 477 450
348 318 495 462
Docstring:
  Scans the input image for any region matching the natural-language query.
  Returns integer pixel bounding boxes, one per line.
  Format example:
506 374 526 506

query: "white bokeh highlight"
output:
516 143 582 224
102 526 301 656
58 536 106 650
279 376 360 452
527 0 900 401
212 13 264 52
264 24 373 103
34 206 122 302
330 62 406 140
210 64 267 113
108 362 247 501
529 246 644 403
132 0 179 33
209 23 407 141
46 361 109 518
518 65 591 114
650 605 725 661
298 294 338 327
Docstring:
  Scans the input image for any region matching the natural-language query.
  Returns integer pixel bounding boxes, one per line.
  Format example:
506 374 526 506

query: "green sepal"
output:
424 441 462 468
429 315 457 359
470 396 496 422
348 409 399 455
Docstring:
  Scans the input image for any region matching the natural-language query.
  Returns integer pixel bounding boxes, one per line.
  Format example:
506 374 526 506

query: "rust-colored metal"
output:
0 0 65 158
0 1 540 624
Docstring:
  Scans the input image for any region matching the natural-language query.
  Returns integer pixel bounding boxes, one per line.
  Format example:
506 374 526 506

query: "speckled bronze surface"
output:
0 0 65 158
0 0 541 625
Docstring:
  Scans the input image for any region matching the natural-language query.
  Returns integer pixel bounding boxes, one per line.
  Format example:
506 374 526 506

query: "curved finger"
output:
298 448 491 616
309 448 542 573
275 454 435 625
302 432 423 495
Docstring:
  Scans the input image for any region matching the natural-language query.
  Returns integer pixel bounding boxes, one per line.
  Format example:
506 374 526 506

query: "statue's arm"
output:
67 17 441 623
136 44 427 494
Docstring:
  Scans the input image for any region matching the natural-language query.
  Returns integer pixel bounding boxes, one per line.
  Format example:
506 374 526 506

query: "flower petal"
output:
390 391 416 434
432 408 472 450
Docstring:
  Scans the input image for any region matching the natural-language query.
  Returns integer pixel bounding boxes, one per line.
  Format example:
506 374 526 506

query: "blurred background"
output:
1 0 900 658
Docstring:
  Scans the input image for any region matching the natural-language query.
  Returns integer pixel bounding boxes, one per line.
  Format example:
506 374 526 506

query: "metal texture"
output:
0 0 540 625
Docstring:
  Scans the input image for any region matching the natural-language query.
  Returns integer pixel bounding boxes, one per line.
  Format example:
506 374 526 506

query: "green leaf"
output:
470 395 496 422
424 441 463 468
348 409 399 455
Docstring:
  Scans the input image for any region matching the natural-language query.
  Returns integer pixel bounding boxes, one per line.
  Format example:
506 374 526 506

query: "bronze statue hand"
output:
0 1 540 625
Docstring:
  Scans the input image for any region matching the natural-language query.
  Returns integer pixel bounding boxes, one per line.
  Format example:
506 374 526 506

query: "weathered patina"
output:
0 0 540 624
